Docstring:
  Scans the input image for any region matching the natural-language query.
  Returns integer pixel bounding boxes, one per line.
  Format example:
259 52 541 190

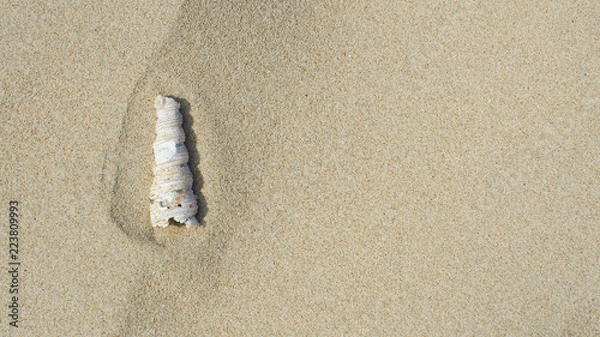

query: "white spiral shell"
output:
150 95 199 228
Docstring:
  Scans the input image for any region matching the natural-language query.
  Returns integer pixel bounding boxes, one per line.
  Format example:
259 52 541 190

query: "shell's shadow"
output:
174 97 208 225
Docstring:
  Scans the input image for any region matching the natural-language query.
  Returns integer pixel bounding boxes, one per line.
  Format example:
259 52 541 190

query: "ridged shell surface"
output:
150 95 199 228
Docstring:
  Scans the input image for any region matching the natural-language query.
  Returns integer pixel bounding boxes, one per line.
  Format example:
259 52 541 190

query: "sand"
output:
1 1 599 335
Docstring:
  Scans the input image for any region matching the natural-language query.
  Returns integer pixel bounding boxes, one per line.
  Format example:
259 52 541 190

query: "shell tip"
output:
154 94 166 109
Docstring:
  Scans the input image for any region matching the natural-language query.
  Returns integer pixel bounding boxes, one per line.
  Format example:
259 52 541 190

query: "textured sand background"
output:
1 1 599 335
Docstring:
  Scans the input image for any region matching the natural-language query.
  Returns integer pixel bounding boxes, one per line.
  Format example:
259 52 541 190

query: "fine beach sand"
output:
1 1 599 335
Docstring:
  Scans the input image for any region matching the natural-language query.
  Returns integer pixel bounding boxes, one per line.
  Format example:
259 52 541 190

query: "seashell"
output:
150 95 199 228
